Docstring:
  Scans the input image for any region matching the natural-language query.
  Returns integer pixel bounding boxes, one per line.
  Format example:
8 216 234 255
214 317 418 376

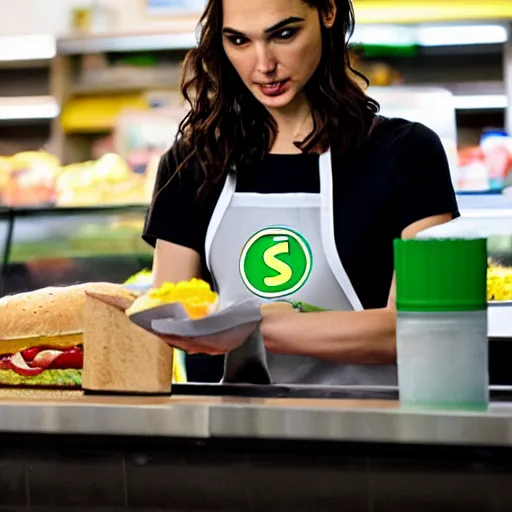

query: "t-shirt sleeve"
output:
142 147 204 253
395 123 460 234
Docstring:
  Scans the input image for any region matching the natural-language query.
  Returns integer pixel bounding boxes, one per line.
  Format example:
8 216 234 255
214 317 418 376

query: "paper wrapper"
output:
128 299 263 354
82 295 174 394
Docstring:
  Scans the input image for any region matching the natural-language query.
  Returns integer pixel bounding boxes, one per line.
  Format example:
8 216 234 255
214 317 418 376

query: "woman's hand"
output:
177 303 297 355
159 325 254 356
86 290 255 356
158 335 227 356
260 302 301 354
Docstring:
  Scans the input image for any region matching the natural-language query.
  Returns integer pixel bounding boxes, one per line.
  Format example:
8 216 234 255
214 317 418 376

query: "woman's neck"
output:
268 93 313 155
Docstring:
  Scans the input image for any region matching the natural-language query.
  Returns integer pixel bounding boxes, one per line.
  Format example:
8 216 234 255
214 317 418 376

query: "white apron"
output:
205 150 397 385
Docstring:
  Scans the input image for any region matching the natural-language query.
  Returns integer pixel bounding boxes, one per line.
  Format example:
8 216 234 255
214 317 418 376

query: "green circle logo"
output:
239 227 312 299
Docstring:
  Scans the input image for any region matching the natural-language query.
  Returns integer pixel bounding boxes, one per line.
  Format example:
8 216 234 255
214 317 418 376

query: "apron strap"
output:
205 172 237 276
319 150 364 311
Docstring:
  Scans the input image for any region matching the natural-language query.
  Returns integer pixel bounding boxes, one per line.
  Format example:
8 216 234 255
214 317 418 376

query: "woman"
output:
142 0 460 385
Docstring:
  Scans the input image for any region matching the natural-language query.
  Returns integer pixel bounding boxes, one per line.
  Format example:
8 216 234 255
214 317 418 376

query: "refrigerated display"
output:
0 204 152 297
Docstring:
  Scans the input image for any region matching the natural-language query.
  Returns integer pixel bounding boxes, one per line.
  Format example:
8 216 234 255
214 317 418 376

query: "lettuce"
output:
0 369 82 387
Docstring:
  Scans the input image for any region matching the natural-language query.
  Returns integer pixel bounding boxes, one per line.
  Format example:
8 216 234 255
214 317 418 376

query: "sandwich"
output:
0 282 138 388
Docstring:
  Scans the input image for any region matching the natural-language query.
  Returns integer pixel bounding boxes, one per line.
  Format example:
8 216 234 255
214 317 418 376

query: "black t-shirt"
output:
143 117 460 309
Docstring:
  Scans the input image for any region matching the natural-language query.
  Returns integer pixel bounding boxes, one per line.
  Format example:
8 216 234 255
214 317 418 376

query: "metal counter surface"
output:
1 386 512 447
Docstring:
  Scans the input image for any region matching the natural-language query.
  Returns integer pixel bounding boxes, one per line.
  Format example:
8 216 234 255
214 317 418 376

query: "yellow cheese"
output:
0 334 82 355
127 278 219 319
488 264 512 302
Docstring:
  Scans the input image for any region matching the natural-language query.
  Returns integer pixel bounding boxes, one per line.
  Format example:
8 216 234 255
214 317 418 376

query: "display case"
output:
0 204 152 297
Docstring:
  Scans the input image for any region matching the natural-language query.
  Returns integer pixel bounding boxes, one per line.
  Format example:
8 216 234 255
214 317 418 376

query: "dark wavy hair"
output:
172 0 379 197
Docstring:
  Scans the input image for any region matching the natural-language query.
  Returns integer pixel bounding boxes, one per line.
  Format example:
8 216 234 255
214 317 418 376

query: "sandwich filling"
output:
0 334 83 385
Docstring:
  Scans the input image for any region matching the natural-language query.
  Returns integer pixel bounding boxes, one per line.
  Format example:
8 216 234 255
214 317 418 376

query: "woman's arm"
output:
142 145 210 288
152 239 202 287
260 213 454 364
262 308 396 363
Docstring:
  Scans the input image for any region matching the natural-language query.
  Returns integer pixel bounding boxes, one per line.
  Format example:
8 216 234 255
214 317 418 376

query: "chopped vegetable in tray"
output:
488 261 512 301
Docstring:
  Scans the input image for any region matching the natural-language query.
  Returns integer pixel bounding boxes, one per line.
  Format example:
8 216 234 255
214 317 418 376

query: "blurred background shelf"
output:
457 192 512 212
0 44 55 154
57 29 198 55
0 34 56 63
0 96 59 121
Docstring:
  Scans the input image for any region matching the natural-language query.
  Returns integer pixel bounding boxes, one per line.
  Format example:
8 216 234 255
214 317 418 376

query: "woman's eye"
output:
228 35 248 46
273 28 298 41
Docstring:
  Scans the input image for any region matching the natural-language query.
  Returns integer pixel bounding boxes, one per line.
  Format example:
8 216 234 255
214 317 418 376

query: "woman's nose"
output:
255 43 277 75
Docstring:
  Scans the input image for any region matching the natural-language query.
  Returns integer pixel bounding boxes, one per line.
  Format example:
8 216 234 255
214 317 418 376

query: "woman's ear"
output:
322 0 337 29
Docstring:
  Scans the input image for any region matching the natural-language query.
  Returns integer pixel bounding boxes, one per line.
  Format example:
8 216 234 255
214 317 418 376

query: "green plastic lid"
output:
394 238 488 312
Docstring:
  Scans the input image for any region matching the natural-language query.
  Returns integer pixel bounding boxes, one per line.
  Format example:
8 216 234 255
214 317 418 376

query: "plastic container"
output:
397 311 488 409
394 238 489 410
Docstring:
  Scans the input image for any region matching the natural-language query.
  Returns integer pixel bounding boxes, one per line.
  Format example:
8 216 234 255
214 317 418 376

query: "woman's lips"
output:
258 79 290 97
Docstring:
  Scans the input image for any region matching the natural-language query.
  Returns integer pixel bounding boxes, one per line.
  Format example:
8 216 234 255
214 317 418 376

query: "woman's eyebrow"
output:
222 16 305 36
222 26 245 36
264 16 305 33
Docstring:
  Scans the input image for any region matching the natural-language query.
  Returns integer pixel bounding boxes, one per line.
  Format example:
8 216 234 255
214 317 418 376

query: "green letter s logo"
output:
239 227 312 299
263 241 292 287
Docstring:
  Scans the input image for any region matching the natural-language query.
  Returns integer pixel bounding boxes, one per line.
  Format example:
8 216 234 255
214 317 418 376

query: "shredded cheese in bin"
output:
488 263 512 301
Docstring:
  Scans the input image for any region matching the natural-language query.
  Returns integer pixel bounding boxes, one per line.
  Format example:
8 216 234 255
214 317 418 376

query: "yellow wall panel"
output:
61 95 149 133
354 0 512 23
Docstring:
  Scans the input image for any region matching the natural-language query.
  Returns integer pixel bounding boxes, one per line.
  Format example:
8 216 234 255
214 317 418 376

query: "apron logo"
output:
239 227 312 298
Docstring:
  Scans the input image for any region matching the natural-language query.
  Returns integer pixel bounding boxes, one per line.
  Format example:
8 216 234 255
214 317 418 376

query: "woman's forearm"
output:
261 308 397 364
152 240 202 287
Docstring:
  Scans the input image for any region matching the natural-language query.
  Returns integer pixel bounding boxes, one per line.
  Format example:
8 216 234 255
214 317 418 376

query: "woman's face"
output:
221 0 330 112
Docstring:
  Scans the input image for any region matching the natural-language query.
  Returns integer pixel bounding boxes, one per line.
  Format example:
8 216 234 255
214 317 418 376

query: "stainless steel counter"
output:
2 388 512 447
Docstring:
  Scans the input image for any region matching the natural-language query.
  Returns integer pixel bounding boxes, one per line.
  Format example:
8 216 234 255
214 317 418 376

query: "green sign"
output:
239 227 312 299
